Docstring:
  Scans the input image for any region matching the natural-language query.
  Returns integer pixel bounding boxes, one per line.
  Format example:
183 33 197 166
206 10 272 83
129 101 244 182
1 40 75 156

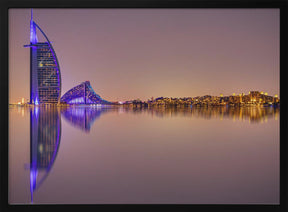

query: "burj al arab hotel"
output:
24 9 61 105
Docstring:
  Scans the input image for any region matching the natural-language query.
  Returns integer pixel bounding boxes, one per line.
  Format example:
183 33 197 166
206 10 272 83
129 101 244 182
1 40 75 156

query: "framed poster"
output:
2 0 287 211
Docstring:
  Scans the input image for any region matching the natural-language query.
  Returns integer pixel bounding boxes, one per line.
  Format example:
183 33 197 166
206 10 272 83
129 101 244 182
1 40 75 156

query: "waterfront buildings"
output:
24 10 112 106
60 81 111 105
22 12 278 108
123 91 280 108
24 10 61 104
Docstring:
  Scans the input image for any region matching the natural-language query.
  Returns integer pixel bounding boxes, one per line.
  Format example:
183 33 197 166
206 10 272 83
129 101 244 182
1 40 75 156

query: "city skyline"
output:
9 9 279 103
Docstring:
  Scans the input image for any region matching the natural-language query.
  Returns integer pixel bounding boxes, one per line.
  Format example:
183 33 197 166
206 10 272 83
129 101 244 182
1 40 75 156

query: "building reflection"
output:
122 106 280 123
59 105 279 136
60 107 110 132
30 106 61 203
26 105 278 202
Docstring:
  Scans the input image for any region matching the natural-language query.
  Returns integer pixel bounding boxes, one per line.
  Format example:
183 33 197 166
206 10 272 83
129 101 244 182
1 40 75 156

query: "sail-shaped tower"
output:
24 9 61 104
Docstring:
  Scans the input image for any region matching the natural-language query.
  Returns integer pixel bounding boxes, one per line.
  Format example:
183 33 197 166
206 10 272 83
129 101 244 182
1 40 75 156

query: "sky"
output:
9 9 279 103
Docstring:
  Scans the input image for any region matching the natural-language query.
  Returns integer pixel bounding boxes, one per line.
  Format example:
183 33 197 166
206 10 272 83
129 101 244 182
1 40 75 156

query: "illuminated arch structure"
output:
60 81 111 105
24 9 61 104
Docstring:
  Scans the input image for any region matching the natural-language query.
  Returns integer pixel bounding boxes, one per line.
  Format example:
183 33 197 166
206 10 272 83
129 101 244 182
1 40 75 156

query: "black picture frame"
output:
1 0 287 211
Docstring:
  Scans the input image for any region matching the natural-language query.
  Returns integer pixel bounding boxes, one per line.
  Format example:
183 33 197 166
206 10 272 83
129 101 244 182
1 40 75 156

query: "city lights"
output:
120 90 279 108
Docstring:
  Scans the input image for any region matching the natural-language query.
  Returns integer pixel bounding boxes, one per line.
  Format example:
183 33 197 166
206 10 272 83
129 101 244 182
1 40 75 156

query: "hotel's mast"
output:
29 8 39 104
30 9 38 44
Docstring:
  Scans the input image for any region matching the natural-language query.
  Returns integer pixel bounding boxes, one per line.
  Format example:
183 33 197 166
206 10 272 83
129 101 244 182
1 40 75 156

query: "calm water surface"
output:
9 105 279 204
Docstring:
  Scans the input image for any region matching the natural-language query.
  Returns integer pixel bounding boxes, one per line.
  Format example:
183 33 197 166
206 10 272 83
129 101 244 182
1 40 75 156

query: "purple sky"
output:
9 9 279 103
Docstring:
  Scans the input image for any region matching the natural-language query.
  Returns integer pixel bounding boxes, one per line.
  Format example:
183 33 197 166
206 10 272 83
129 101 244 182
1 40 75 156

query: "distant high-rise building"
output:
24 9 61 104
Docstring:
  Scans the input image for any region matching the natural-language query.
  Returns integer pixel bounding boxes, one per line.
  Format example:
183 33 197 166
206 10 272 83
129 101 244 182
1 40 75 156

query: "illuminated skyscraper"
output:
24 9 61 104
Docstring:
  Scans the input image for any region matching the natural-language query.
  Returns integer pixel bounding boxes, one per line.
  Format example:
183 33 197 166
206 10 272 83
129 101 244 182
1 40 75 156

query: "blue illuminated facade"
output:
60 81 111 105
25 9 61 104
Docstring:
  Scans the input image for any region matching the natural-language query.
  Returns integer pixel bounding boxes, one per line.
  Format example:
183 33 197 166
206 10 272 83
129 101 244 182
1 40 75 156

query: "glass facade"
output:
37 42 61 103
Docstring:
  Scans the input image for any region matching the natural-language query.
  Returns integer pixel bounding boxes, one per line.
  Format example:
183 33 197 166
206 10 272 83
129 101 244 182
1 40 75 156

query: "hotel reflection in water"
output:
28 106 108 202
61 107 107 132
29 107 61 203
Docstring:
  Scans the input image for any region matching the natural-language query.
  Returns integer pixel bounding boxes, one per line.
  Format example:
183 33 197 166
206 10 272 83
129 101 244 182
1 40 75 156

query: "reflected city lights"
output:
8 104 279 204
120 106 280 124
